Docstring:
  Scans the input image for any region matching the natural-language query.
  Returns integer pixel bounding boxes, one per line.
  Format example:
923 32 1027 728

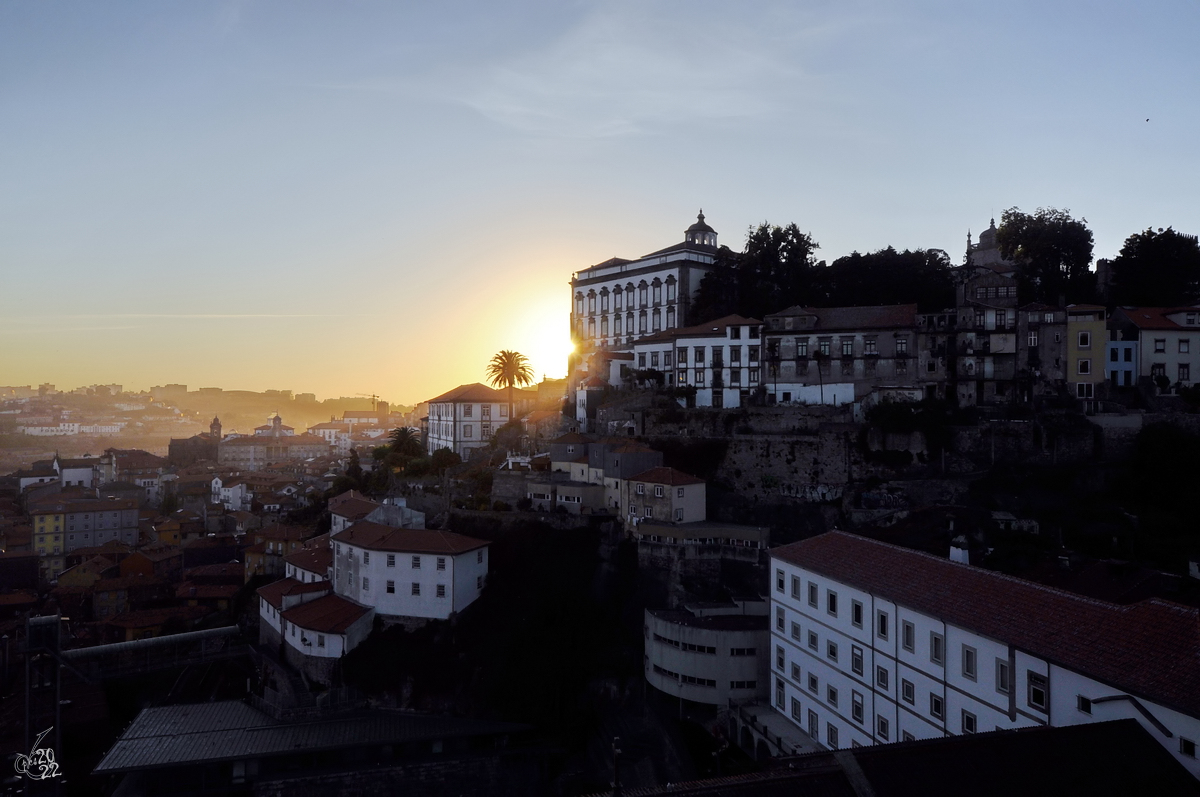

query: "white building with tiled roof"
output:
331 521 489 622
628 314 764 409
620 466 706 525
761 531 1200 777
424 383 513 459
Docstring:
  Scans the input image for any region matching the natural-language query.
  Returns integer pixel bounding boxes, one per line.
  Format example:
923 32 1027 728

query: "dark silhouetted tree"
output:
820 247 955 311
692 223 821 322
996 207 1095 304
1107 227 1200 306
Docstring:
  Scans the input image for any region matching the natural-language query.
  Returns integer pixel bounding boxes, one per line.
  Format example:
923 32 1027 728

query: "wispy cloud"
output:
0 314 336 321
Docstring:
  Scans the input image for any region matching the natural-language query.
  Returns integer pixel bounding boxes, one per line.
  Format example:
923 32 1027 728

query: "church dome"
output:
685 210 717 246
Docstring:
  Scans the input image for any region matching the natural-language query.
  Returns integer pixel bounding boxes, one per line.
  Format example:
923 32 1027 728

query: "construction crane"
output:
356 393 380 410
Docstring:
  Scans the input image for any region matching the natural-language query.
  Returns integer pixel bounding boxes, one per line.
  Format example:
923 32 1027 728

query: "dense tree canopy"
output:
691 223 820 322
1106 227 1200 306
692 223 955 323
995 207 1095 304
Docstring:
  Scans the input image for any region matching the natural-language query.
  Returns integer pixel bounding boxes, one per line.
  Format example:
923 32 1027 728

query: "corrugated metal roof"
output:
95 701 526 773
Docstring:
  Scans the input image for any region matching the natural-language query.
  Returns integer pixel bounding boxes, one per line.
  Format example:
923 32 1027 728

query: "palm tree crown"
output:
486 350 535 426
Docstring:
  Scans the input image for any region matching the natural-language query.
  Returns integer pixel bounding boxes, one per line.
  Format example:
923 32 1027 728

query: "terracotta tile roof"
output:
256 577 330 610
107 606 212 629
183 562 242 580
426 382 506 404
328 496 381 521
773 531 1200 717
332 521 488 555
768 303 918 331
175 582 240 600
95 575 167 592
550 433 594 445
281 593 370 634
629 467 705 486
1113 306 1200 331
284 545 332 574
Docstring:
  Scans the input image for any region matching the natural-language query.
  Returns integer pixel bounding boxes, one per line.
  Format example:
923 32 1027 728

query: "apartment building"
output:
1108 306 1200 390
1066 305 1107 400
767 532 1200 777
627 314 762 409
424 383 517 459
762 305 917 405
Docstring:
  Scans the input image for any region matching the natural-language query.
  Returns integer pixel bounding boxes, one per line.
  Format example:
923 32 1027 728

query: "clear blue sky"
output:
3 1 1197 403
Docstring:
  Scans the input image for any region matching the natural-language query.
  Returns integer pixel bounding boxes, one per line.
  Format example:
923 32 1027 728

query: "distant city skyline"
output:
4 1 1198 404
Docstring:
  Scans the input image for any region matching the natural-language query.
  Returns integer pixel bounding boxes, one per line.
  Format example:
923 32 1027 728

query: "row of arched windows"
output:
575 276 678 318
580 307 677 340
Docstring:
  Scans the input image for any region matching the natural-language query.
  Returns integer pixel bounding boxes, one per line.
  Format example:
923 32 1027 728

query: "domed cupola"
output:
685 210 717 247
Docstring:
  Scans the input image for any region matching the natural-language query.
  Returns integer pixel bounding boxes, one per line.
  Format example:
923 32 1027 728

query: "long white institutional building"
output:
768 532 1200 778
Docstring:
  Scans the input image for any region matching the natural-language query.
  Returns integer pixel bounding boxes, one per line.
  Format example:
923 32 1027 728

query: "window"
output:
1028 332 1039 347
807 582 818 607
412 555 421 569
930 694 944 720
1077 695 1092 715
841 340 854 357
636 483 645 495
820 341 830 357
775 677 785 708
902 621 915 652
827 590 838 616
386 580 395 593
1078 358 1090 375
851 600 863 628
386 554 395 567
477 550 484 564
876 666 889 691
864 339 877 354
1110 347 1118 361
827 685 838 707
776 608 785 631
464 404 473 417
877 611 888 640
791 576 801 599
808 631 818 651
776 569 785 592
808 710 819 738
436 584 446 598
1078 331 1091 348
930 632 944 665
317 634 326 648
1028 672 1048 710
1182 339 1191 353
877 716 890 740
962 646 977 681
901 679 914 704
996 659 1011 693
797 340 809 357
827 723 838 749
1182 364 1191 382
363 551 370 565
792 662 801 681
411 582 421 596
851 645 863 676
791 621 801 641
674 508 683 521
896 338 908 355
903 731 915 742
1124 348 1133 362
827 641 838 662
1181 738 1197 759
808 673 818 694
362 577 369 591
1156 339 1166 353
962 710 977 734
437 557 445 570
852 692 864 723
792 697 803 721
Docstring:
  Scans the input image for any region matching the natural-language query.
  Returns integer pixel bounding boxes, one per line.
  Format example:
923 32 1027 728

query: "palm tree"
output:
388 426 422 457
486 350 535 426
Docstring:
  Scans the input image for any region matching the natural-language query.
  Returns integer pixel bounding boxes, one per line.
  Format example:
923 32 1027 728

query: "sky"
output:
3 1 1198 404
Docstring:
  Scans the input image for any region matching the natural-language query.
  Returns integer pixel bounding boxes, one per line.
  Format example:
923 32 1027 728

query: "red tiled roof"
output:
281 593 370 634
332 521 488 555
256 577 330 610
550 433 594 445
284 545 333 574
329 496 381 521
175 582 239 600
768 304 918 331
1114 306 1200 331
95 575 167 592
629 467 704 486
773 531 1200 717
426 382 506 404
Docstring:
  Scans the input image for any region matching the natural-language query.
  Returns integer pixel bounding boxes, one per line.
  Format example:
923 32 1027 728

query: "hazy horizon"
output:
4 1 1198 404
